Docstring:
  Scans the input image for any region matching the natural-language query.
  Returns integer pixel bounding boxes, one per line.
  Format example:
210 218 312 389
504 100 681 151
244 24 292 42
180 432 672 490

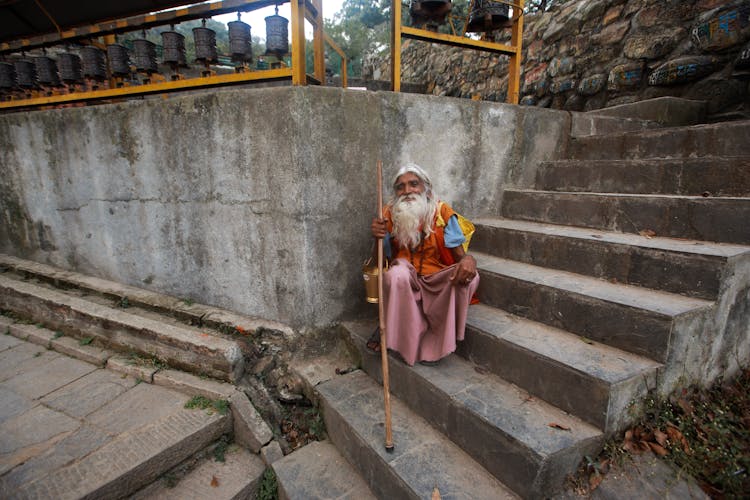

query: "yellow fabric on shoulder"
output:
436 201 475 253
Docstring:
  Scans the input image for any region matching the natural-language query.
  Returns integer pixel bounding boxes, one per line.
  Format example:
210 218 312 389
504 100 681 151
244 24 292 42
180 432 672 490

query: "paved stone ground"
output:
0 330 229 499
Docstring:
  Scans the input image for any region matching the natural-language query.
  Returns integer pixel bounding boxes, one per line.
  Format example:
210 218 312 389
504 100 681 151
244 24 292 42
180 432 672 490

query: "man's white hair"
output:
391 163 434 198
389 163 439 247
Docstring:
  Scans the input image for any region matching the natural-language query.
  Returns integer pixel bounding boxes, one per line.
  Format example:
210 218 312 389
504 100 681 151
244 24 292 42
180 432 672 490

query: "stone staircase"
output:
321 118 750 498
0 257 289 499
1 115 748 499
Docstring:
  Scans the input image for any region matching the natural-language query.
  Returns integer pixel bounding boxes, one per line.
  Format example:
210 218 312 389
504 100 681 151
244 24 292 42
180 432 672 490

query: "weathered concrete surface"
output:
0 86 569 329
0 335 232 499
273 440 377 500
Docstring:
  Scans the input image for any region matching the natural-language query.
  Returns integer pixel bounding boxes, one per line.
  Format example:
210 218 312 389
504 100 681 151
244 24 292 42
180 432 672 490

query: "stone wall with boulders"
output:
373 0 750 115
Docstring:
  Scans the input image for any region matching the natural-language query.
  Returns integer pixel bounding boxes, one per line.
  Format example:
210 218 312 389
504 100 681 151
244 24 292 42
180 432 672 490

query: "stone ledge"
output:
51 336 113 367
153 368 236 400
229 390 274 454
107 356 159 383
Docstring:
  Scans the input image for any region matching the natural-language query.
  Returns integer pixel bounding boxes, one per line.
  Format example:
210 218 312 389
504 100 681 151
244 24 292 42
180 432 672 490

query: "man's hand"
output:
450 254 477 286
371 217 387 239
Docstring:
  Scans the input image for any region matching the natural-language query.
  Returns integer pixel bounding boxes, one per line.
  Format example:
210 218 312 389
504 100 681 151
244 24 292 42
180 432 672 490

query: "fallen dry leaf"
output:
639 229 657 238
589 473 603 491
549 422 571 431
648 442 669 457
432 487 442 499
211 475 219 487
654 429 669 447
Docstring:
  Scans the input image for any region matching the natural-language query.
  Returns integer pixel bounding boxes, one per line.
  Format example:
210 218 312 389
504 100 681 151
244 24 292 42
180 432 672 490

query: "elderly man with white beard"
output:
369 163 479 366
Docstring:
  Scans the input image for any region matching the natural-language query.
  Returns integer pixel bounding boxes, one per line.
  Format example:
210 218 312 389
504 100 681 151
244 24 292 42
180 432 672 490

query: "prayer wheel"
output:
132 39 158 73
410 0 452 25
193 26 218 63
14 59 37 88
466 0 510 33
34 56 61 86
161 31 187 66
228 20 253 62
107 43 131 76
58 52 83 83
81 46 107 80
265 11 289 57
0 62 17 90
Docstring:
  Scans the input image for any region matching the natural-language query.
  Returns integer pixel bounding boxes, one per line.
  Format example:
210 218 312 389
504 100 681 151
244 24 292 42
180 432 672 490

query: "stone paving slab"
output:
0 387 37 424
10 406 230 500
0 404 80 476
86 383 189 435
274 440 377 500
0 331 22 352
1 335 234 500
0 343 59 383
0 424 112 493
153 368 236 400
2 354 97 400
133 446 265 500
41 368 137 419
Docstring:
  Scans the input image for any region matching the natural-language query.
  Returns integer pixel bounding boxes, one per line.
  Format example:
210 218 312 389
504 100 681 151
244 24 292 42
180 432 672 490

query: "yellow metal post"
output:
507 0 524 104
291 0 306 85
312 0 325 84
324 33 348 88
391 0 402 91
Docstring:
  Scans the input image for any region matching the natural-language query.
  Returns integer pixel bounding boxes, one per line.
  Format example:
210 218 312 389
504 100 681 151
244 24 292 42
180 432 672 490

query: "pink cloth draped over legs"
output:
382 258 480 366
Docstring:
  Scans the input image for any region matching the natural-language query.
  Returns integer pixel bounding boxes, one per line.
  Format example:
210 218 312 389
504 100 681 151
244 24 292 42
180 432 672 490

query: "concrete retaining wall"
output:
0 86 570 329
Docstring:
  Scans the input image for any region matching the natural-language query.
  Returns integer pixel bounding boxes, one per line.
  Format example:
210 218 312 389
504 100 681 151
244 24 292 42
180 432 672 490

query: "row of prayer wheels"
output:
0 11 290 91
411 0 511 32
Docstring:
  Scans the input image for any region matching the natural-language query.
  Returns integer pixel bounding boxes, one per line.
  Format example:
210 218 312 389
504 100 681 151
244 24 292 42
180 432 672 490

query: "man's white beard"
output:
391 191 436 250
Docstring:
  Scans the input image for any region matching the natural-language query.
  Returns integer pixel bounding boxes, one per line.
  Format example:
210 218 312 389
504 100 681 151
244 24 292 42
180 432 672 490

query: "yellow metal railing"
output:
391 0 525 104
0 0 340 111
324 33 348 89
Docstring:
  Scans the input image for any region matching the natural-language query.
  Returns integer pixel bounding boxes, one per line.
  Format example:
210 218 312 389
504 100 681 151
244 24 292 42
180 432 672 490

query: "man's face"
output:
394 172 425 202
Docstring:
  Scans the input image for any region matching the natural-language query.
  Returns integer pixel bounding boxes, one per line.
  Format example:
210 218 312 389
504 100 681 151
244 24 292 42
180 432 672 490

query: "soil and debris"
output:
566 368 750 498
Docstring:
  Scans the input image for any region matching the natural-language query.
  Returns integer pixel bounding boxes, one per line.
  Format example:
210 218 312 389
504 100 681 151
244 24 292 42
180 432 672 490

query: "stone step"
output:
462 306 661 434
568 120 750 160
334 340 603 499
317 369 523 499
132 446 266 499
0 274 245 382
535 157 750 197
347 316 656 436
473 253 713 362
501 189 750 245
273 440 377 500
4 368 231 500
0 253 295 339
471 218 750 300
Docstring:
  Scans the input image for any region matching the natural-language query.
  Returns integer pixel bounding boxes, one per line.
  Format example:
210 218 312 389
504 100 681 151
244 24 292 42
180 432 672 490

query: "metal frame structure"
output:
0 0 348 110
391 0 525 104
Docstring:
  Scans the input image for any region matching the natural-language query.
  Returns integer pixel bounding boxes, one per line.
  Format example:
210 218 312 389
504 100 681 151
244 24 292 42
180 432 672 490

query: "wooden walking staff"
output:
376 160 395 452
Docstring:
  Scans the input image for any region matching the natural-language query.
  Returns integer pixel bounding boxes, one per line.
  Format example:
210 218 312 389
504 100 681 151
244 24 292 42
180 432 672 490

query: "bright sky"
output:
212 0 345 41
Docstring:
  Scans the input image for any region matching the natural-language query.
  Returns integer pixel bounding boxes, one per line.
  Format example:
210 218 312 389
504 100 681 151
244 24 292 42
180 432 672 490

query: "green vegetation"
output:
184 395 230 416
79 337 94 346
53 331 64 339
213 435 229 462
256 468 278 500
117 296 130 308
